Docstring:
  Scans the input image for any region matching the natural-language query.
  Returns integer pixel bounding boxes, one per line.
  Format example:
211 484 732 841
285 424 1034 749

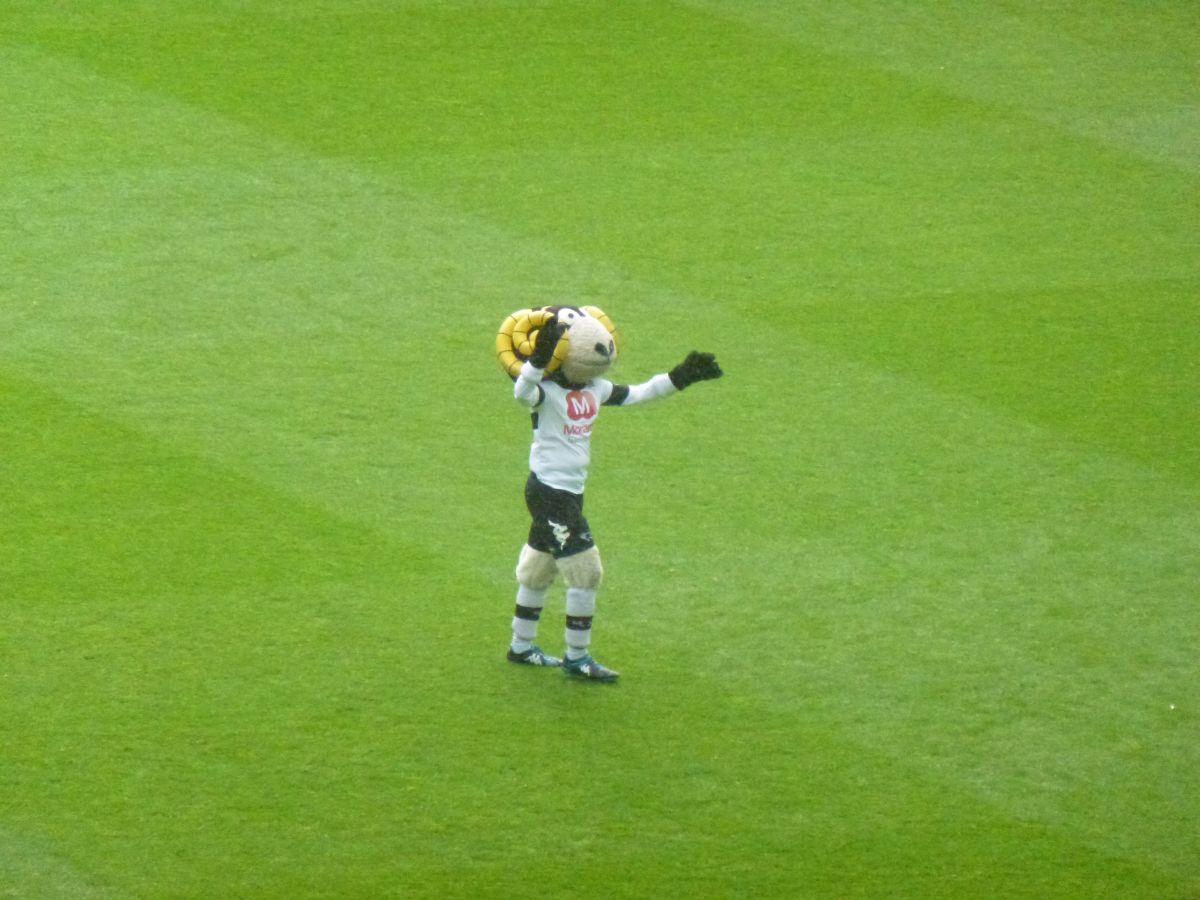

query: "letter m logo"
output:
566 390 598 421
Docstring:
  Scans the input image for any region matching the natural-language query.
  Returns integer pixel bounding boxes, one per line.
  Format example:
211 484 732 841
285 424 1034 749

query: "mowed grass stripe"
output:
0 380 1186 899
15 1 1194 304
4 147 1194 892
20 0 1187 485
789 276 1200 479
0 828 120 900
4 6 1197 898
600 337 1198 876
4 81 1195 892
681 0 1200 172
0 46 723 548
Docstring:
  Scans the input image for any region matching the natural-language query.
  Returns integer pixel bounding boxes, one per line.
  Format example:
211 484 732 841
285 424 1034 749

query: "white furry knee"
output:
515 544 557 590
557 547 603 591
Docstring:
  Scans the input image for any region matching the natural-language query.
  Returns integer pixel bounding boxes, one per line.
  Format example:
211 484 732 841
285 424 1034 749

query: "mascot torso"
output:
528 377 616 494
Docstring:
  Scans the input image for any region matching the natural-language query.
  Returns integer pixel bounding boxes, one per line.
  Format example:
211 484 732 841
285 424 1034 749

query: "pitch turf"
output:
2 2 1197 897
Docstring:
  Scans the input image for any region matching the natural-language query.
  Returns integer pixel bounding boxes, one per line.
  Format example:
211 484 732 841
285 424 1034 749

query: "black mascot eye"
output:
594 341 611 357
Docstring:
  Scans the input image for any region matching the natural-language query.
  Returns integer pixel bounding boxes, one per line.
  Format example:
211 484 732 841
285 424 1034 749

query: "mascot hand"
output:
669 351 723 390
529 315 566 369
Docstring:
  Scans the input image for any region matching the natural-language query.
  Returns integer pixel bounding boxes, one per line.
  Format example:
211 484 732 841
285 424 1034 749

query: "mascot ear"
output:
582 305 620 354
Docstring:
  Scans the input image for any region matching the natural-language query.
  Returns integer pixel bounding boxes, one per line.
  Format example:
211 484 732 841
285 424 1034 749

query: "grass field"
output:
2 2 1197 897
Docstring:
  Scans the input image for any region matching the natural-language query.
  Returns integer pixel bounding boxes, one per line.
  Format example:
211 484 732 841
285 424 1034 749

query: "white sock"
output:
564 587 596 660
511 585 547 652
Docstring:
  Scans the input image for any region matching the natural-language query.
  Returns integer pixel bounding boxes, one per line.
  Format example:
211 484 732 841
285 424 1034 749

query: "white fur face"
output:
561 314 617 383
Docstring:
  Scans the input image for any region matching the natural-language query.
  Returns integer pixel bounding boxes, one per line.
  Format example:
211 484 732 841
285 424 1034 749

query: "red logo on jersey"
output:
566 390 598 421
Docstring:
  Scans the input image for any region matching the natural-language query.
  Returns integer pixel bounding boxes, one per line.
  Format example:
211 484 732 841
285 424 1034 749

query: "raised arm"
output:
606 351 723 406
513 314 566 408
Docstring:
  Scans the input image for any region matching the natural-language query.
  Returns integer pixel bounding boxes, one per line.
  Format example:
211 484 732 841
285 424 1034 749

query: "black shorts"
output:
525 473 596 558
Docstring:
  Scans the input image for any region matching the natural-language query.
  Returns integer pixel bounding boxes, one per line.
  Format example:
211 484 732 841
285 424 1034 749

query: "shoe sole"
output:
563 668 619 682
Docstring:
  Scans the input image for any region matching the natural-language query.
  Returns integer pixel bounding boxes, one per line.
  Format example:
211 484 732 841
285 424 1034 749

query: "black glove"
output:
528 315 565 369
669 351 723 390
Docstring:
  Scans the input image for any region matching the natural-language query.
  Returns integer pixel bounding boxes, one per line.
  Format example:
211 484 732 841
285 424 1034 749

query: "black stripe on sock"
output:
515 605 542 621
565 615 593 631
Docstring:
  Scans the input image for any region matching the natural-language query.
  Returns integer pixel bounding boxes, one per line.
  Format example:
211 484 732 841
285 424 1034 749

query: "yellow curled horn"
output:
496 308 534 379
495 307 565 378
495 305 620 379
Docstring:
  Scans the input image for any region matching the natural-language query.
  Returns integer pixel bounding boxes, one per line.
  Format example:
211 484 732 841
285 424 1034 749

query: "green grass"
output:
2 1 1197 897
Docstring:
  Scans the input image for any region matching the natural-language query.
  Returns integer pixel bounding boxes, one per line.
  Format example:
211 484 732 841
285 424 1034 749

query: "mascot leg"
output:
510 544 558 656
556 547 603 661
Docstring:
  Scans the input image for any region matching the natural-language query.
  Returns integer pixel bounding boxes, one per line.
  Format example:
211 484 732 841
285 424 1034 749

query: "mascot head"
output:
496 305 620 383
556 308 617 384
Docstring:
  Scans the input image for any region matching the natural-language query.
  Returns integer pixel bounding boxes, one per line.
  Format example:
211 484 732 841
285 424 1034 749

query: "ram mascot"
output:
496 305 723 681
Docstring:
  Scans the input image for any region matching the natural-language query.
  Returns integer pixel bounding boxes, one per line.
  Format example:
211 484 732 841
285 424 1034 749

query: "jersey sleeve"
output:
513 361 545 409
602 373 677 406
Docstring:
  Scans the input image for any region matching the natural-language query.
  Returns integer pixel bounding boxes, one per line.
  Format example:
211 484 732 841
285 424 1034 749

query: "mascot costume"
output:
496 305 723 681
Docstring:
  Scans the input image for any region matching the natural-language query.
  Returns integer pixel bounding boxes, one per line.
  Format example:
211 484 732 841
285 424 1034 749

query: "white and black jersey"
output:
513 361 676 495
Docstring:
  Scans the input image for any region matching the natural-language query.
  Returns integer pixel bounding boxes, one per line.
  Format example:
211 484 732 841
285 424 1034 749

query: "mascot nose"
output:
595 341 613 358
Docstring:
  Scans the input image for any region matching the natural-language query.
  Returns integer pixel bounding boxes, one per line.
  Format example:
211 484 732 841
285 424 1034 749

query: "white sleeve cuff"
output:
514 361 545 406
